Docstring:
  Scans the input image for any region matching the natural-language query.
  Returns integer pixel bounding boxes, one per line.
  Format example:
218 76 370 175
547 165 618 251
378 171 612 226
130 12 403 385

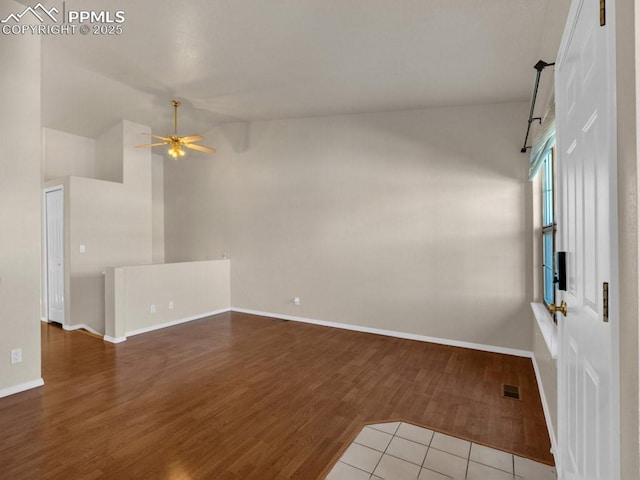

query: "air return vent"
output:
502 384 521 400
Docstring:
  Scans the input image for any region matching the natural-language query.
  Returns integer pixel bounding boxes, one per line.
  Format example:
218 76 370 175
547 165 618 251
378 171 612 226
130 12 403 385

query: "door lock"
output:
548 301 568 317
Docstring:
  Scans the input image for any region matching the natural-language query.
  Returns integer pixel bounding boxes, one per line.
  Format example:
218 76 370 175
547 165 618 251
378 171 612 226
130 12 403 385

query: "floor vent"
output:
502 384 521 400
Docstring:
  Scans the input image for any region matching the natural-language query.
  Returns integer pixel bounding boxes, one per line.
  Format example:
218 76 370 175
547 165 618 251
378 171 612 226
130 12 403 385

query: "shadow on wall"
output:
218 122 251 154
69 274 105 333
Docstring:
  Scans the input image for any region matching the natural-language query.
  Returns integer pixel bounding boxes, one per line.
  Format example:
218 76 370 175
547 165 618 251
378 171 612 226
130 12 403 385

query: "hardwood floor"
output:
0 312 553 479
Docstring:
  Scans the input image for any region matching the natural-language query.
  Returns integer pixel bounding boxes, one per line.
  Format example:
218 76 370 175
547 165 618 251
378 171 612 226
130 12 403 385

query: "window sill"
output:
530 302 558 359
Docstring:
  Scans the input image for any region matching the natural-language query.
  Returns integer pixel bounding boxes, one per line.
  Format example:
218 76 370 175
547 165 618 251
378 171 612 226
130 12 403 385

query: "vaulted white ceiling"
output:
38 0 565 139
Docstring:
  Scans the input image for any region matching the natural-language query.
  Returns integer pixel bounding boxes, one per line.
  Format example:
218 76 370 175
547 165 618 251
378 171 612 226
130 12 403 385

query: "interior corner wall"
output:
533 0 572 114
95 122 123 183
67 121 153 333
152 153 165 264
164 102 534 351
521 0 569 457
529 170 558 443
43 128 96 181
0 0 42 392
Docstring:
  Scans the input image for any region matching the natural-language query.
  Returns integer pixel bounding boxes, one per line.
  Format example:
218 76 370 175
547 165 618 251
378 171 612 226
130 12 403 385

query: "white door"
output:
45 187 65 324
554 0 619 479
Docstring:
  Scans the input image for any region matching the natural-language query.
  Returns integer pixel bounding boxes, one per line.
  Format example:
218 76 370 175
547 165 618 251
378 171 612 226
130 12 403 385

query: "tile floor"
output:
325 421 557 480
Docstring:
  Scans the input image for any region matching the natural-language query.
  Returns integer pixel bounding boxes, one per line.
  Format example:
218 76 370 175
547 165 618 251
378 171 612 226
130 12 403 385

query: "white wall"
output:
0 0 42 396
152 153 165 263
45 120 154 334
533 315 557 448
523 0 570 458
43 129 165 266
42 126 166 330
95 122 123 183
530 160 558 451
43 128 96 181
165 102 533 351
105 260 230 341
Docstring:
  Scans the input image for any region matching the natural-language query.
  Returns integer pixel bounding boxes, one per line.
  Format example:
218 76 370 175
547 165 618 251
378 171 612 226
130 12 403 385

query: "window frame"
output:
541 146 557 313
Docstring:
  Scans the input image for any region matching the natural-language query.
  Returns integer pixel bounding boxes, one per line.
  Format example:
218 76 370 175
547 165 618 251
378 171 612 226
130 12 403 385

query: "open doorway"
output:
44 186 64 325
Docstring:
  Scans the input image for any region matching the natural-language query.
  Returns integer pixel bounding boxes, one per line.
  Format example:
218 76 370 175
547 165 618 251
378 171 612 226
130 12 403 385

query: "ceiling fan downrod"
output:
172 99 180 135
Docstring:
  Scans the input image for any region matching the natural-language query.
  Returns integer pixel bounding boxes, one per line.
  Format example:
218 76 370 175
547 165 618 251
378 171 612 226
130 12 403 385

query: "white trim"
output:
530 303 558 359
63 323 103 336
231 307 533 358
42 185 65 326
41 317 48 323
0 378 44 399
231 307 563 461
103 335 127 344
531 355 558 462
124 308 231 338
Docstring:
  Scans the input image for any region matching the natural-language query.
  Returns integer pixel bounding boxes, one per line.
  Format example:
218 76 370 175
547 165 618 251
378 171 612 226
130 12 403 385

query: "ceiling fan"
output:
135 100 216 158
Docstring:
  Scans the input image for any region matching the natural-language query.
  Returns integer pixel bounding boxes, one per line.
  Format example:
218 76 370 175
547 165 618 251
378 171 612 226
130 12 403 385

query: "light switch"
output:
79 245 86 253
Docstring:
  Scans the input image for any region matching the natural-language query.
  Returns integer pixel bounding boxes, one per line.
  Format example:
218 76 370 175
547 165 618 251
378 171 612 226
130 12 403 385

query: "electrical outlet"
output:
293 296 300 306
10 348 22 364
150 304 156 314
169 301 174 310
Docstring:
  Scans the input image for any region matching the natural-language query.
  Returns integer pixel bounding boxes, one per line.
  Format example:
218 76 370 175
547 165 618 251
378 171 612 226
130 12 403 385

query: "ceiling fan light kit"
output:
168 144 186 158
135 100 216 158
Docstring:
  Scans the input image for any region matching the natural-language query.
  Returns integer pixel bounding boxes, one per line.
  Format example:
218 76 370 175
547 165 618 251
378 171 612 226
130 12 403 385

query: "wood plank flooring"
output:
0 312 553 479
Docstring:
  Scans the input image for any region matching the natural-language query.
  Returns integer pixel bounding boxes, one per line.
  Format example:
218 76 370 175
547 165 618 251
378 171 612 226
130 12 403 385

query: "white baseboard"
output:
103 335 127 344
63 323 103 336
41 317 48 323
231 307 560 459
230 307 534 358
124 307 232 339
531 355 558 462
42 305 557 462
0 378 44 399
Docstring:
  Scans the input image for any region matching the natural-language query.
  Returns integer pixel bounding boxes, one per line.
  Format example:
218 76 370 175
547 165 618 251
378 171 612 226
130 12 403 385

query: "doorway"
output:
44 186 64 325
554 0 619 478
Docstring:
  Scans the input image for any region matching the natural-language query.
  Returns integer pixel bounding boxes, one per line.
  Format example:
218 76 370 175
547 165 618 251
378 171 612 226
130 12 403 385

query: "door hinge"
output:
603 282 609 322
600 0 606 26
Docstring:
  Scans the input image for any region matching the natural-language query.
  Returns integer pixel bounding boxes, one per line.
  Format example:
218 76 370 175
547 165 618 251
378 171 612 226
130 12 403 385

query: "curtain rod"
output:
520 60 555 153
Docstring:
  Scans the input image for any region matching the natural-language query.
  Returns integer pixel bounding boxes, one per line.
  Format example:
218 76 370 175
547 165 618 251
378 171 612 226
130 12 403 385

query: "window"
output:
541 148 556 309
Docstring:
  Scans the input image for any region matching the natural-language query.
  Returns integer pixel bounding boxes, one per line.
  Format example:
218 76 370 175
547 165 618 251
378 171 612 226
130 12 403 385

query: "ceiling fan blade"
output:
180 135 204 143
141 132 172 141
135 141 170 148
185 143 216 153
